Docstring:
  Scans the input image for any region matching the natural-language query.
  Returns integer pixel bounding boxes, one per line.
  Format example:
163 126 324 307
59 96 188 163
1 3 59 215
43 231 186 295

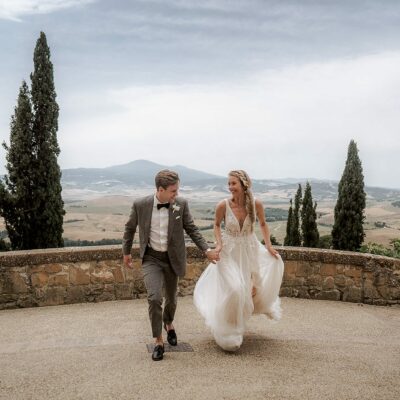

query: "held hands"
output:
265 244 279 259
206 248 220 264
125 251 222 266
123 254 133 269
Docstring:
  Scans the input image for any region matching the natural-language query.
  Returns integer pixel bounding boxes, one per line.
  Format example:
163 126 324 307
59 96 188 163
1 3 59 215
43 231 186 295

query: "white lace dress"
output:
193 199 284 351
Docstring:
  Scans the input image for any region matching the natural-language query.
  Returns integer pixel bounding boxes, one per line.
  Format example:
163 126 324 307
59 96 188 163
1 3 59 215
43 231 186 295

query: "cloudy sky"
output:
1 0 400 188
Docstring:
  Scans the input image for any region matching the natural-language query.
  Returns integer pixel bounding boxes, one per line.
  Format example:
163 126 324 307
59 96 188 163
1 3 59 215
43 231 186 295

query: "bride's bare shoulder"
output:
215 199 227 211
255 198 264 208
215 200 227 215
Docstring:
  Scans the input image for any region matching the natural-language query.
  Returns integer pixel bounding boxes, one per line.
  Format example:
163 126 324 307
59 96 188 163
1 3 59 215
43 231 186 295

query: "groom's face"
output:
157 183 179 203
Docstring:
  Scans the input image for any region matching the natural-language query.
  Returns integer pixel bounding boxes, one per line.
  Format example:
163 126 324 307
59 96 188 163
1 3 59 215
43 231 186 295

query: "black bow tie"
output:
157 203 170 210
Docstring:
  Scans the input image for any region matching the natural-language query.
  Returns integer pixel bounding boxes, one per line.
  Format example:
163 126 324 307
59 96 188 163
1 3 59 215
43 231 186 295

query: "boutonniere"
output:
172 204 180 213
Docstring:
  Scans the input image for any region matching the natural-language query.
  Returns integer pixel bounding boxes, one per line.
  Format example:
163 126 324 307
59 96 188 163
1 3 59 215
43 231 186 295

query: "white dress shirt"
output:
149 195 169 252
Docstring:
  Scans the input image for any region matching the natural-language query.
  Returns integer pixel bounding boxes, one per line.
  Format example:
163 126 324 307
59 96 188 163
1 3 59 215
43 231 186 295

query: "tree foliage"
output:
301 181 319 247
0 81 36 249
284 199 294 246
291 184 302 246
332 140 366 251
0 32 64 250
360 239 400 259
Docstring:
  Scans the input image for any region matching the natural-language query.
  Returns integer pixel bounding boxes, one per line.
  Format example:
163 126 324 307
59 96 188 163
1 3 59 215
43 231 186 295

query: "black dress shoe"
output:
152 344 164 361
164 324 178 346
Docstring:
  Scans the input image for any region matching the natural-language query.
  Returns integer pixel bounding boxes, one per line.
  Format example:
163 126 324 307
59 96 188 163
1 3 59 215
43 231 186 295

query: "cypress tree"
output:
284 199 294 246
291 184 302 246
301 181 319 247
0 32 64 250
0 81 36 249
30 31 65 248
332 140 366 251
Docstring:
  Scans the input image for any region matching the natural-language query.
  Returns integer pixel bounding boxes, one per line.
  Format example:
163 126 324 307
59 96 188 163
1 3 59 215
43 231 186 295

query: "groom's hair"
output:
155 170 180 189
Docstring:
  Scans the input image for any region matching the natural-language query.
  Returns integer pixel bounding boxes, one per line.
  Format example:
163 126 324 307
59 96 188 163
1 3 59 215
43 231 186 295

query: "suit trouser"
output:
142 252 178 338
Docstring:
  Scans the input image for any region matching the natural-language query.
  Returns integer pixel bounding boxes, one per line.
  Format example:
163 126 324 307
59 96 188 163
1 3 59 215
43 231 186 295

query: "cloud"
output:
56 51 400 188
0 0 96 21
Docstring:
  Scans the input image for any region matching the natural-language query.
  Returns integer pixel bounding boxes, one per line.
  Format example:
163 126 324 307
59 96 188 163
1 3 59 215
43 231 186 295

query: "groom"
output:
123 169 219 361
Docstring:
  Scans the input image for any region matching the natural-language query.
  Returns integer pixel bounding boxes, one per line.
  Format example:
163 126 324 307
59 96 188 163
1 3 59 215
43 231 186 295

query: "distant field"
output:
57 196 400 246
1 195 399 247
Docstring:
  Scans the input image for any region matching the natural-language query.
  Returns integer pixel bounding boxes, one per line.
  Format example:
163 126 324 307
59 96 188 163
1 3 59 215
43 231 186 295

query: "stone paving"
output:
0 297 399 400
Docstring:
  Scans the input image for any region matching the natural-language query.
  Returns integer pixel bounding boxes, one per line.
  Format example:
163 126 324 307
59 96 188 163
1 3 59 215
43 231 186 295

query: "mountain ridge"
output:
59 160 400 202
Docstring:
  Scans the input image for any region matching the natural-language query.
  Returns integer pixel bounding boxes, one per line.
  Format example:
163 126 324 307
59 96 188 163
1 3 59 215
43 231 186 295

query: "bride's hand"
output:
266 244 279 259
215 244 222 255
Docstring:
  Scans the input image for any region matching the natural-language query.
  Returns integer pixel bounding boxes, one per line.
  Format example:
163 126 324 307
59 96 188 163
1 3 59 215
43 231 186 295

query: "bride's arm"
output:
255 199 279 258
214 200 225 254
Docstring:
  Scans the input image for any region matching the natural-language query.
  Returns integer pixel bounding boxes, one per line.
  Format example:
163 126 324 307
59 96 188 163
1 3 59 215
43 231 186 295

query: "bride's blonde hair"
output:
228 170 255 229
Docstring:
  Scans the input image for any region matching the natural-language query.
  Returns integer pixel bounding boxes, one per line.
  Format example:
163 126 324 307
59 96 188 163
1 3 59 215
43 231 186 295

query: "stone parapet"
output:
281 247 400 305
1 246 399 309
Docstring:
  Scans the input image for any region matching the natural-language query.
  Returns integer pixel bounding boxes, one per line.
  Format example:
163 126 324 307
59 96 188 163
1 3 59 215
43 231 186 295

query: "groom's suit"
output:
122 194 209 337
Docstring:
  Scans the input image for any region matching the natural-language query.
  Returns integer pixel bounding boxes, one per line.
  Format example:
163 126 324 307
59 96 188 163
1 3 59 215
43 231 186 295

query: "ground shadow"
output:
194 332 286 358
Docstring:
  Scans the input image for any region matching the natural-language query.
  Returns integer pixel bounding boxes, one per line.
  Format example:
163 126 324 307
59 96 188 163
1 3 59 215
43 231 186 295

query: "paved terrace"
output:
0 297 399 400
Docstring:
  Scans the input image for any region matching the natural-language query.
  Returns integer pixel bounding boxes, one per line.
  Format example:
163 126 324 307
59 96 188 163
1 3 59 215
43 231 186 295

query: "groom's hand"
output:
206 249 219 264
123 254 133 269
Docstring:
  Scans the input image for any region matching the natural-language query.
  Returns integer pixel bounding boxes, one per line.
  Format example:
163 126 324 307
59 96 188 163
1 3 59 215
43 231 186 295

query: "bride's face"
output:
228 176 244 196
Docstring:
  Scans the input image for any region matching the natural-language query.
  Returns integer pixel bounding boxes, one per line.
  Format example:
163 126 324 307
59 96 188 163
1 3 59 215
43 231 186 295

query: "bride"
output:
193 170 284 351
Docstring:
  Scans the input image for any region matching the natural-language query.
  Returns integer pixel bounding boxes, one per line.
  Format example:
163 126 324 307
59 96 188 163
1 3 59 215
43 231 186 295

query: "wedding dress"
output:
193 199 284 351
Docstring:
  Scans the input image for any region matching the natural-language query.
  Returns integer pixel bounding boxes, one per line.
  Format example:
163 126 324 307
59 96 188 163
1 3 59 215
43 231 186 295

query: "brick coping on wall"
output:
1 245 400 269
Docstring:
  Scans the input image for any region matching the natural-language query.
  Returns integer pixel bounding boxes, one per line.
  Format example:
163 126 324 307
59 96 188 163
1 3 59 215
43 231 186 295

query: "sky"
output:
0 0 400 188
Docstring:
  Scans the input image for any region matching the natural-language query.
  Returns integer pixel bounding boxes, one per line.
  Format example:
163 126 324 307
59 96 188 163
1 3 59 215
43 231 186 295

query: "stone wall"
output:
0 246 399 310
281 248 400 306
